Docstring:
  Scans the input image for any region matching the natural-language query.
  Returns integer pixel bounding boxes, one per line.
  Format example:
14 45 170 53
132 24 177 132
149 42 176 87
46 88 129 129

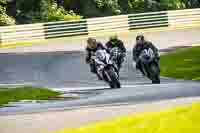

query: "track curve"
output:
0 27 200 114
0 51 200 115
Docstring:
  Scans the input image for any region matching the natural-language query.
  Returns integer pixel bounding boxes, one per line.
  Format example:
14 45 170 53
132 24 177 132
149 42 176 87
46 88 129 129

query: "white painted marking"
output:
0 83 34 86
51 82 186 92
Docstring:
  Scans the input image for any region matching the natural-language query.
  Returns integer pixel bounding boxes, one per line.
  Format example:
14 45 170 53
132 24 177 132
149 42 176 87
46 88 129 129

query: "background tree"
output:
0 0 15 25
1 0 200 25
16 0 81 24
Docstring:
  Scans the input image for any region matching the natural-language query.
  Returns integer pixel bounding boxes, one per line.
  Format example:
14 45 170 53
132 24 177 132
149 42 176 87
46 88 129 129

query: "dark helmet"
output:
87 37 97 49
136 34 144 41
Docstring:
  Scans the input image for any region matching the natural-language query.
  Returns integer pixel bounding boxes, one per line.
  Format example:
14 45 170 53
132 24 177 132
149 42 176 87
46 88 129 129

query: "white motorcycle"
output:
92 49 121 88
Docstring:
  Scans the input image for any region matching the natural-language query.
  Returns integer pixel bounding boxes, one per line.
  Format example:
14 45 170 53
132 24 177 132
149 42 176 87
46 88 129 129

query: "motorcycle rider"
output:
105 34 126 70
132 34 159 76
85 37 106 79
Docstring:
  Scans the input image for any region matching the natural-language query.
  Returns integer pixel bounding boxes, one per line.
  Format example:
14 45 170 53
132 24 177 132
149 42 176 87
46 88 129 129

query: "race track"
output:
0 27 200 114
0 51 165 88
0 51 200 115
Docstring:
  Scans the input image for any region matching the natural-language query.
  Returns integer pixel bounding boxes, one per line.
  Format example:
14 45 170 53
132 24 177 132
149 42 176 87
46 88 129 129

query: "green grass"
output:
0 86 61 106
160 46 200 80
54 102 200 133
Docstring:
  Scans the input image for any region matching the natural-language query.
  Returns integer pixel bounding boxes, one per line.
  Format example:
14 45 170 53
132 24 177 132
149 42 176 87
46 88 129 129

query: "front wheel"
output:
152 76 160 84
149 63 160 84
106 67 121 88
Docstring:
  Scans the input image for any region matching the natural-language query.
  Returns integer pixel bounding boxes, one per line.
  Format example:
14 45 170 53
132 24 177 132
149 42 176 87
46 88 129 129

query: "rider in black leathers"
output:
85 37 106 79
105 34 126 70
132 34 159 75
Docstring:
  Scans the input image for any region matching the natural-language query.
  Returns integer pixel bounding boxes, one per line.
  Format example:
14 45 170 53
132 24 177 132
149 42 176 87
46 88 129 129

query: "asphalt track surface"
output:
0 27 200 114
0 51 200 115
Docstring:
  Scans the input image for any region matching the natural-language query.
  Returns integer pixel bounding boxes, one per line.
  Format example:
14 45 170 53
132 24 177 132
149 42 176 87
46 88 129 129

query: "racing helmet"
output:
136 34 144 41
110 34 118 46
87 37 97 49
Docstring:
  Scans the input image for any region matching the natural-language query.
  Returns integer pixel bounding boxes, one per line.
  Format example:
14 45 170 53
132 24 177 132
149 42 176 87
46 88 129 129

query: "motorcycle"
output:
109 47 125 72
139 48 160 84
92 49 121 88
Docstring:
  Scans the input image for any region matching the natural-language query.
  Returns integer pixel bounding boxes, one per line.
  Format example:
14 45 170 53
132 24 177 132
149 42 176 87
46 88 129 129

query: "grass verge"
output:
0 86 61 106
54 102 200 133
160 46 200 80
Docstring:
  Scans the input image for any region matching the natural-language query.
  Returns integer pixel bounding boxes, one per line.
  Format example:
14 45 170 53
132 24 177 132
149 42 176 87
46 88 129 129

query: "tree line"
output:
0 0 200 25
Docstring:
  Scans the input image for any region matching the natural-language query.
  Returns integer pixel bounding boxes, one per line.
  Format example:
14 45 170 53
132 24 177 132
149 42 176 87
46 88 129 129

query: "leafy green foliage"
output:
16 0 82 24
48 2 82 22
0 0 6 14
128 0 148 13
1 0 200 24
0 13 16 25
0 0 15 25
160 0 186 10
94 0 121 15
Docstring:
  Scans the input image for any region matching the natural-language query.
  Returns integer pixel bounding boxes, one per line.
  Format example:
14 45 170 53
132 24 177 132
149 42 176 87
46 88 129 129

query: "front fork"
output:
97 65 109 81
97 65 113 82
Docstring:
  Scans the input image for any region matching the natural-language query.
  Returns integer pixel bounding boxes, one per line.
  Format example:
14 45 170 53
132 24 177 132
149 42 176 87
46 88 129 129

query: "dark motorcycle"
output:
109 47 125 72
139 48 160 84
92 49 121 88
